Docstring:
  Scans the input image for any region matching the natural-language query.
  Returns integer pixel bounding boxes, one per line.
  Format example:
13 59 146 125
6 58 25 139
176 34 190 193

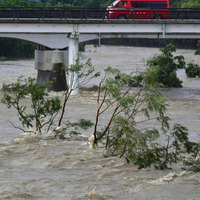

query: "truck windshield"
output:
111 0 120 6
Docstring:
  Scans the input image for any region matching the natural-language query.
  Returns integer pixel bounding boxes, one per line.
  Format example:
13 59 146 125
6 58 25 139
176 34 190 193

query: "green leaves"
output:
66 119 93 131
1 76 61 133
180 0 200 8
195 40 200 55
185 62 200 78
91 66 199 170
58 58 100 127
147 44 185 87
55 119 93 139
160 43 176 56
66 58 100 91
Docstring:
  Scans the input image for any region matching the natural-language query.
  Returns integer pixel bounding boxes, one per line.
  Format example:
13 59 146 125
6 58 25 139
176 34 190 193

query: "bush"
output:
195 40 200 55
55 119 93 140
186 62 200 78
147 44 186 87
90 67 199 169
1 76 61 133
1 59 99 138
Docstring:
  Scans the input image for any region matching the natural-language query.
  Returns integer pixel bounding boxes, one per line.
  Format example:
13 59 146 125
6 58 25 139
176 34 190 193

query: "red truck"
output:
106 0 170 19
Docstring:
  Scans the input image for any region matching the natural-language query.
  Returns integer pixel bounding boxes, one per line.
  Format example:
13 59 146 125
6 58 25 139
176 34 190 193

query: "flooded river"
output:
0 45 199 199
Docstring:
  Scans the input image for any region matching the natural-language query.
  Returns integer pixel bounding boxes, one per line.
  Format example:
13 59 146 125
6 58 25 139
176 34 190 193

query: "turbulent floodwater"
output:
0 45 199 199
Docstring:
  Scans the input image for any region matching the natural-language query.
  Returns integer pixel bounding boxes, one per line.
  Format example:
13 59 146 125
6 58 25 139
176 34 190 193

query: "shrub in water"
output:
1 76 61 133
147 43 186 87
185 62 200 77
90 67 199 169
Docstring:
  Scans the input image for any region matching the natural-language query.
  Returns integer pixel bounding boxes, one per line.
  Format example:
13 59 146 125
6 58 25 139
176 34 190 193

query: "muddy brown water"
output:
0 45 199 199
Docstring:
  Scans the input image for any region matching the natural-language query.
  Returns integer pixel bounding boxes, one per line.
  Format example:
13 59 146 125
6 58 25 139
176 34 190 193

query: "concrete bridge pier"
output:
68 33 79 95
35 47 68 92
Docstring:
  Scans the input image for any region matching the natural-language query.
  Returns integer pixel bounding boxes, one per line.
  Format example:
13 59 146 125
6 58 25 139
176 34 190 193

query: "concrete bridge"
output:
0 18 200 93
1 19 200 48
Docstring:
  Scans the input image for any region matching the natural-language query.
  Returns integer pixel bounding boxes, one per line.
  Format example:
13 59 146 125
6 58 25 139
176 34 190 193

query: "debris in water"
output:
85 189 108 200
149 171 189 185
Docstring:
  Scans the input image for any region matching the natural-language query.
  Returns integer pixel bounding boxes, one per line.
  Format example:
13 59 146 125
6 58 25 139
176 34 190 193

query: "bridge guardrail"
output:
0 7 200 20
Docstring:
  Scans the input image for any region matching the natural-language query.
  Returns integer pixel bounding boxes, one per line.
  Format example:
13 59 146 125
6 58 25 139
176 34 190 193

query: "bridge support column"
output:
162 24 166 38
35 49 68 91
68 33 79 95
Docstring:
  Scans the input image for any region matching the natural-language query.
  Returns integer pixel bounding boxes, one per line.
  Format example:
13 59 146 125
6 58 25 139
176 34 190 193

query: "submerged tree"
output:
185 62 200 78
147 43 186 87
1 77 61 133
57 58 100 127
89 67 199 169
1 59 99 138
185 40 200 78
195 40 200 55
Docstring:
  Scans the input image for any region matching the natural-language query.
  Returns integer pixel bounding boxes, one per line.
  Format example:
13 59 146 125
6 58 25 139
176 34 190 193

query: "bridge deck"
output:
0 19 200 24
0 15 200 49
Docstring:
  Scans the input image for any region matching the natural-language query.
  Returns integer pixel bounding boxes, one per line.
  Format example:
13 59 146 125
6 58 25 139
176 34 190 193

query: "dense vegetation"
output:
0 38 35 59
170 0 200 8
147 44 186 87
1 77 61 133
0 0 112 8
186 62 200 77
0 0 200 9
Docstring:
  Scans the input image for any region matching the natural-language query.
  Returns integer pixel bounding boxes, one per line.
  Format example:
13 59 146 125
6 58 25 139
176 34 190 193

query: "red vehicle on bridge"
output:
106 0 170 19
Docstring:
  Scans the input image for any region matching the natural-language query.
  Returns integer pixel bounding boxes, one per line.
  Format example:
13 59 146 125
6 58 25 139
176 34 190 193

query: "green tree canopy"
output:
169 0 200 8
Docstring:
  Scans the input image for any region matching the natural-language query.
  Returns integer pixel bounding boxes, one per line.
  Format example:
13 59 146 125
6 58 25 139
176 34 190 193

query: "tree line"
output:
0 0 111 8
0 0 199 8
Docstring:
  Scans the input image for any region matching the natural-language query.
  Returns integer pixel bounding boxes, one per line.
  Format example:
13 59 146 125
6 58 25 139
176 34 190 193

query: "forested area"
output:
0 0 200 8
0 0 111 8
170 0 200 8
0 0 200 59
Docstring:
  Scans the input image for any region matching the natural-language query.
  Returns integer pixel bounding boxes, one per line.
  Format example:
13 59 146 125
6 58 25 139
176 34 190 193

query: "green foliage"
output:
92 66 168 150
1 0 199 9
184 159 200 172
58 58 100 127
1 76 61 133
180 0 200 8
67 58 100 90
66 119 93 136
0 0 113 8
147 44 186 87
185 62 200 77
195 40 200 55
79 42 85 52
91 66 199 170
0 38 35 59
183 132 200 172
55 64 96 139
0 0 39 7
170 0 200 8
55 119 93 139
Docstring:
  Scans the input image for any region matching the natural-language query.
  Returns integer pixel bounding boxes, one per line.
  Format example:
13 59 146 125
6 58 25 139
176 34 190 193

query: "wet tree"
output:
147 44 186 87
89 66 199 169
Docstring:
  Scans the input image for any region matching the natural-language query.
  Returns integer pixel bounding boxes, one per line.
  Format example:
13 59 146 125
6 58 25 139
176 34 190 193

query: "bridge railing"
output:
0 7 107 20
170 8 200 20
0 7 200 20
